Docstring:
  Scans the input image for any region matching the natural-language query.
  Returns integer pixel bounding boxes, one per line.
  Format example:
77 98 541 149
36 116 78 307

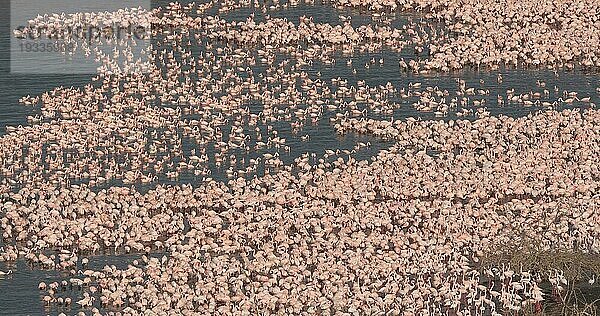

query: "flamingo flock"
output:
2 0 600 315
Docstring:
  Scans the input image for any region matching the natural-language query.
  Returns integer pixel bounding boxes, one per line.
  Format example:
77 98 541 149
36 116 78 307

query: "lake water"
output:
0 0 599 315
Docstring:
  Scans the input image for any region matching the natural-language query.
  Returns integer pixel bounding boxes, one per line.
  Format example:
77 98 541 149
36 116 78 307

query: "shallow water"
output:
0 253 165 316
1 0 600 315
